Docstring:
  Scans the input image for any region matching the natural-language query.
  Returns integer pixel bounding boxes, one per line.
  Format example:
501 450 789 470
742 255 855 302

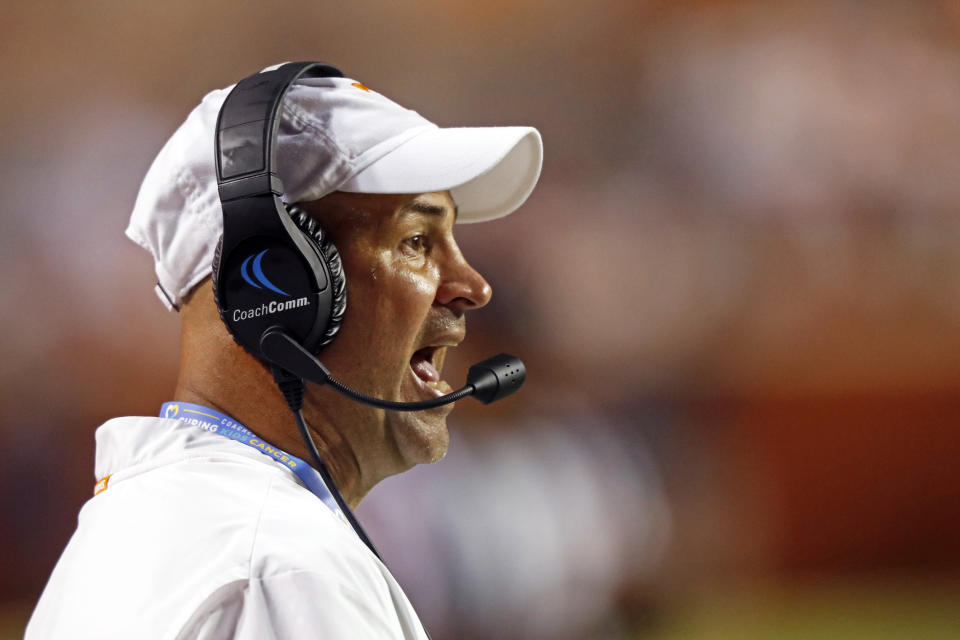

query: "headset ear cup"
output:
284 204 347 350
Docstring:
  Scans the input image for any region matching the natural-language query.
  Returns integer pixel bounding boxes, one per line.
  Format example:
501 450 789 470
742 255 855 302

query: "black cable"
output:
272 364 433 638
292 408 383 561
325 376 474 411
272 365 383 561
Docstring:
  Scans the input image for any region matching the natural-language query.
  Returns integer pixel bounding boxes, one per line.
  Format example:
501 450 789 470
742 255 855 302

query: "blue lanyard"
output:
160 401 346 524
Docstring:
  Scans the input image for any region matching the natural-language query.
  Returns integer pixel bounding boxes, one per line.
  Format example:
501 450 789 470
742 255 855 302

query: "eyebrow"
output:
399 199 459 221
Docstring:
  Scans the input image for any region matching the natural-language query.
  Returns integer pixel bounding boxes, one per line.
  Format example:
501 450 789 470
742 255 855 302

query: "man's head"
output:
127 64 541 501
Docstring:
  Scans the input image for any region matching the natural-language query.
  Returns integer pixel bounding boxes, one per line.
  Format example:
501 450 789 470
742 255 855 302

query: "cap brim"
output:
338 126 543 223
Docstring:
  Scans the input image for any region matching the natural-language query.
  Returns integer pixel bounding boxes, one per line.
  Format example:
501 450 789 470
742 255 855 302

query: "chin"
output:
387 409 452 467
387 356 457 466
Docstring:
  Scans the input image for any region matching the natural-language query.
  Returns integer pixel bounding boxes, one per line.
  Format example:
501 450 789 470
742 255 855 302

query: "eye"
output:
402 235 429 254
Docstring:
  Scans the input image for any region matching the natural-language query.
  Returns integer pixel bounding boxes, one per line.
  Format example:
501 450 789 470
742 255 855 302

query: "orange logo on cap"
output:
94 474 112 496
351 82 372 92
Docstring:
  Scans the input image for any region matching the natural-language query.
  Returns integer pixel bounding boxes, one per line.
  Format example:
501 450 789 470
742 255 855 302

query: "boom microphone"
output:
259 326 526 411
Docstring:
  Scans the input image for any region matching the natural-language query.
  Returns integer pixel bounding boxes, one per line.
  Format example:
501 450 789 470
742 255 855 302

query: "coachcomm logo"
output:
233 249 310 321
242 249 289 296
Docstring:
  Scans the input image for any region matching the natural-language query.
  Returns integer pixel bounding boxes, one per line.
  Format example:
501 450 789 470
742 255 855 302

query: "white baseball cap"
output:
127 72 543 310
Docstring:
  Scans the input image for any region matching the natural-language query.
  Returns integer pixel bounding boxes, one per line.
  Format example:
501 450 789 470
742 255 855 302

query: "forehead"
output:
301 191 458 229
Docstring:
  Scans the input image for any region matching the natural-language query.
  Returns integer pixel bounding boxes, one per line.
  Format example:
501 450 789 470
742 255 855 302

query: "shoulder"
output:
249 476 383 582
176 483 416 640
31 415 423 639
176 567 416 640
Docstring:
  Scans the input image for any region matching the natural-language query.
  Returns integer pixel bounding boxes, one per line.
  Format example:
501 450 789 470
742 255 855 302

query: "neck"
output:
172 376 365 508
173 286 369 507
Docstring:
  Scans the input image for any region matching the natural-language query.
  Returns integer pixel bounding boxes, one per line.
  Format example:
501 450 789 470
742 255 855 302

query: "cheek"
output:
371 252 439 311
395 267 440 302
347 255 438 346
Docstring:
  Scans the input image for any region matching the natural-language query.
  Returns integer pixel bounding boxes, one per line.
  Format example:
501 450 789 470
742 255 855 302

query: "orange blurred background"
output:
2 1 959 638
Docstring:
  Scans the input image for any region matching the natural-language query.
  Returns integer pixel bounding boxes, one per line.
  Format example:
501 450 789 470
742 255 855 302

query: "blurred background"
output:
2 0 960 638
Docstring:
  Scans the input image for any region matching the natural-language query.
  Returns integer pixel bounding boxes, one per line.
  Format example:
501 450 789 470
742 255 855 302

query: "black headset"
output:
212 62 347 361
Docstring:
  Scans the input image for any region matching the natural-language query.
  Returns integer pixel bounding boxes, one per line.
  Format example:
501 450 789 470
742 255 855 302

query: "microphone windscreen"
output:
466 354 526 404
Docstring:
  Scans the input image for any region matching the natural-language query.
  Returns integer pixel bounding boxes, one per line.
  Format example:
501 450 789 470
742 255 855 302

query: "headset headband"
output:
214 62 343 282
215 62 343 203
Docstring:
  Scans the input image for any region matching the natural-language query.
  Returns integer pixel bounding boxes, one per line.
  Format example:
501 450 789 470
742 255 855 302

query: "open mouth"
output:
409 346 453 395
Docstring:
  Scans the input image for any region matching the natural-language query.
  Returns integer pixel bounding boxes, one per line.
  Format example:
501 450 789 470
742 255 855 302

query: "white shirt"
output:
26 416 429 640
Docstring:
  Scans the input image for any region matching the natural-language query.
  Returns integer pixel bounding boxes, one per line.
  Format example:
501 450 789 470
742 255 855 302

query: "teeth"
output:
426 380 452 392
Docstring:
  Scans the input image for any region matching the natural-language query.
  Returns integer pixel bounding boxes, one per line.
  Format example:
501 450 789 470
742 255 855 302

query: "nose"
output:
436 247 493 312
